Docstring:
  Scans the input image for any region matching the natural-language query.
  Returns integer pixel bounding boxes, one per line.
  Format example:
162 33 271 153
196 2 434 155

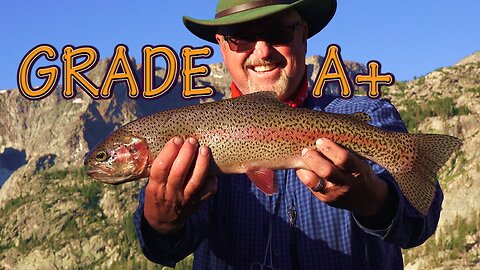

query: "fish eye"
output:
95 151 108 162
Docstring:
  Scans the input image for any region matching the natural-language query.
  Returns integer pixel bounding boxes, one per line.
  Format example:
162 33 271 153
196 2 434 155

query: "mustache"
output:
244 56 286 69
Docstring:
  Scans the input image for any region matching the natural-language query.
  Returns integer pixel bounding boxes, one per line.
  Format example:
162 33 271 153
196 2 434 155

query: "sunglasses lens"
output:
226 37 256 52
225 23 298 52
264 30 292 45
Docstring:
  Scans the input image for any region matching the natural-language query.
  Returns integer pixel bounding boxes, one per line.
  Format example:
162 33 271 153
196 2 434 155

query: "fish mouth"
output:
85 166 134 185
85 161 133 184
84 148 151 185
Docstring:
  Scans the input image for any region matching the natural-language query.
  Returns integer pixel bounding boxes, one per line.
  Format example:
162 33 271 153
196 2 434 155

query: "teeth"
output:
253 64 276 72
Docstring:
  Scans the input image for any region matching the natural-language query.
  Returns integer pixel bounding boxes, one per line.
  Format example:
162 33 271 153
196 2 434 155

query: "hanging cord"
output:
251 171 287 270
289 190 301 269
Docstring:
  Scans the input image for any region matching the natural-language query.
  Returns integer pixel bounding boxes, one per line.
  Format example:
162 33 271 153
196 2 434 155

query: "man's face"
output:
215 10 307 101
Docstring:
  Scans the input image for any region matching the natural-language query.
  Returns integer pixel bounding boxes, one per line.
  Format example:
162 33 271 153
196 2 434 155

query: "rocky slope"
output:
383 51 480 269
0 52 478 269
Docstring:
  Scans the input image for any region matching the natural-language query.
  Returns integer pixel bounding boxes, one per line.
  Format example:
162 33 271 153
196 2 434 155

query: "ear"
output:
301 21 308 51
215 33 223 45
215 34 228 59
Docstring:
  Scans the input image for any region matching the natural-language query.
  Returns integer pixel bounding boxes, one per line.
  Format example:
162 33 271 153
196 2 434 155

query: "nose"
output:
252 40 273 60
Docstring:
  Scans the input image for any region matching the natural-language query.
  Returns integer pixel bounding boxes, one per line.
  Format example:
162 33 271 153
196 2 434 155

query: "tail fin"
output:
391 133 462 215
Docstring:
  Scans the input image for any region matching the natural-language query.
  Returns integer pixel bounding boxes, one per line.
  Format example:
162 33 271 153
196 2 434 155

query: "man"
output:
134 0 442 269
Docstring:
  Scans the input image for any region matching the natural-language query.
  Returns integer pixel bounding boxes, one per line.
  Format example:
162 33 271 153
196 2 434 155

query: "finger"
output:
166 138 199 196
199 175 217 201
301 147 348 185
296 168 321 189
182 174 218 217
184 146 211 201
315 138 364 173
296 169 334 200
149 137 184 185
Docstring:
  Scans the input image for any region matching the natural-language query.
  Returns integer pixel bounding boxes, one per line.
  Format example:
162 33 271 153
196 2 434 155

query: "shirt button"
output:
274 249 281 256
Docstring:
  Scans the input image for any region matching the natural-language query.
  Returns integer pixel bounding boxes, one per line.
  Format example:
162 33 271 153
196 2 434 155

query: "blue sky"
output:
1 0 479 90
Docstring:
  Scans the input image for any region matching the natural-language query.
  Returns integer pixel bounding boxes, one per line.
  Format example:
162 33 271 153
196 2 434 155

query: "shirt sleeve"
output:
134 183 212 267
350 98 443 248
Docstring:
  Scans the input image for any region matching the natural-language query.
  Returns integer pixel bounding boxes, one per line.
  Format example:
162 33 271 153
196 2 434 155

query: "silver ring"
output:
311 178 326 193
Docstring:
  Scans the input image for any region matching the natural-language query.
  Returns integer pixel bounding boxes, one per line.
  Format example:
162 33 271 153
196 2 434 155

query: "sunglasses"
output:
222 22 301 52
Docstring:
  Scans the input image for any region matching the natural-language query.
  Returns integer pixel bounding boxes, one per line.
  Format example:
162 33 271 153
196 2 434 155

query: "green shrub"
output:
16 234 42 254
395 81 408 92
399 99 425 132
403 212 480 267
416 76 426 86
1 197 29 215
123 213 137 244
63 218 79 236
399 97 470 132
466 86 480 95
428 97 467 118
42 168 69 180
73 167 88 180
80 181 103 210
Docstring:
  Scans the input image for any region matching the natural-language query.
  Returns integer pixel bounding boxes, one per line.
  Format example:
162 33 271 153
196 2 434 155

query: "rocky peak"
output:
455 50 480 66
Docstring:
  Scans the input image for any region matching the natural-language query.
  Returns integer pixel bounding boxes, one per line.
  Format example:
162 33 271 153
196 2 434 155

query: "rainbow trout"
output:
84 92 462 214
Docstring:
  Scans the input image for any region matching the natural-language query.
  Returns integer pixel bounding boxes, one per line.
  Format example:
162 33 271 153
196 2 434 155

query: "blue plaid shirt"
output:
134 93 442 269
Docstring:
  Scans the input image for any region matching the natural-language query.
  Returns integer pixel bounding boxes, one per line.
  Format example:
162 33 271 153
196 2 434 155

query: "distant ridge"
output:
455 51 480 66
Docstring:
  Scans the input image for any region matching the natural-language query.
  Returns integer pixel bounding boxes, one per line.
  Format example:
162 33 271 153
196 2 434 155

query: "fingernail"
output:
316 138 324 146
173 137 183 145
302 148 309 156
188 137 197 146
200 146 210 157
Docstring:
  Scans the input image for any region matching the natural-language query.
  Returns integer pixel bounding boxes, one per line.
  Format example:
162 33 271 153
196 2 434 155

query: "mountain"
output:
0 53 478 269
382 51 480 269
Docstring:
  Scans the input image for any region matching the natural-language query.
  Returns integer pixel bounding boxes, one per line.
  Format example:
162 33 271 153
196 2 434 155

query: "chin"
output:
248 74 293 100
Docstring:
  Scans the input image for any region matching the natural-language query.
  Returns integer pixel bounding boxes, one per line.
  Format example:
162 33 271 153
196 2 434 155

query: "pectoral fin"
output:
246 169 277 195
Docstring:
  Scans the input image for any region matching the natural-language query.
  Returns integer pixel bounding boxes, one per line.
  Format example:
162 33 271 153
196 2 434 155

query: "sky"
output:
1 0 479 90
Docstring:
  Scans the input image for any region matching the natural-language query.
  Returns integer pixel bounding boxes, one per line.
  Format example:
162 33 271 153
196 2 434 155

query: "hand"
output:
143 137 217 234
296 138 394 220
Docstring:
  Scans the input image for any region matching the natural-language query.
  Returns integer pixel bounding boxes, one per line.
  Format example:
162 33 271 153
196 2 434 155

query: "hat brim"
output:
183 0 336 43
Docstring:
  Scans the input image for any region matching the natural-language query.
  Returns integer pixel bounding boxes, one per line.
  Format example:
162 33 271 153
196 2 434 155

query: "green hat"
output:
183 0 337 43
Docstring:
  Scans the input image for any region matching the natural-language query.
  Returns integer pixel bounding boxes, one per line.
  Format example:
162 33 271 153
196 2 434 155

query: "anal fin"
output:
246 169 277 195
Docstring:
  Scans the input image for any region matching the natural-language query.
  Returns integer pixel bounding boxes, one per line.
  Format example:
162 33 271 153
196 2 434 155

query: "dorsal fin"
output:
233 91 286 107
347 112 371 123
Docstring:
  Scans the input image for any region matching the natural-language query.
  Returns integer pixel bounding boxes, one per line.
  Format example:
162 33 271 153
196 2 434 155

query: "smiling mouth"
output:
249 63 278 72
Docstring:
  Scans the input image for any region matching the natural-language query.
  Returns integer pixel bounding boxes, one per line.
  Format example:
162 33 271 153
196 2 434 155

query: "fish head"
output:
84 129 151 184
